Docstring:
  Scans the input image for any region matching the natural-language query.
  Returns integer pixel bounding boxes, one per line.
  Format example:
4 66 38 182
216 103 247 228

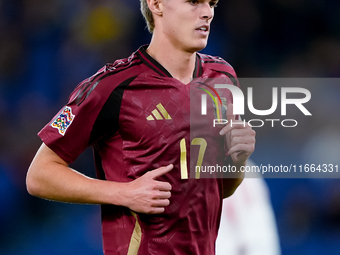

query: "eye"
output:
189 0 199 6
209 0 218 8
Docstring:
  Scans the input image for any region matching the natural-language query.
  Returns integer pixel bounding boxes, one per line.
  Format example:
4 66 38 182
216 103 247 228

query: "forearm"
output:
219 104 256 198
26 143 126 206
27 143 173 214
222 157 245 198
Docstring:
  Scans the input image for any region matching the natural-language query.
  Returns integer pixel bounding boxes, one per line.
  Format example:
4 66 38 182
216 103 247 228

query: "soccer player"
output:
26 0 256 254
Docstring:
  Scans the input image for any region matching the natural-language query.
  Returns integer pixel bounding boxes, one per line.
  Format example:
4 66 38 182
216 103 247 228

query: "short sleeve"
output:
38 68 110 163
38 88 103 163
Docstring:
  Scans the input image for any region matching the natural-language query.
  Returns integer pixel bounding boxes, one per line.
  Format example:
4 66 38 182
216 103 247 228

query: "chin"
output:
186 41 208 53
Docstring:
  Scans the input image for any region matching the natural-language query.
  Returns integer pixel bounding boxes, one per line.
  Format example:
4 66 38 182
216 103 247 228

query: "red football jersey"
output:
38 45 238 255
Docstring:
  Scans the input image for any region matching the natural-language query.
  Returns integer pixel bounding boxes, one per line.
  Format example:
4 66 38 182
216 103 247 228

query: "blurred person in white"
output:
216 159 281 255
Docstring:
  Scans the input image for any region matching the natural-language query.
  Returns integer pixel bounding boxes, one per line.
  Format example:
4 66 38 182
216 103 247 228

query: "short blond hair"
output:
140 0 155 33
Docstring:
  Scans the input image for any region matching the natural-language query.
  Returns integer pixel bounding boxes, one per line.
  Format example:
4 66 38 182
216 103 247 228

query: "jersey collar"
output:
136 45 203 79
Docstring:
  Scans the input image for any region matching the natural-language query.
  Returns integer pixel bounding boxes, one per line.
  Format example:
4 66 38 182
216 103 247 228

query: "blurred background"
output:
0 0 339 254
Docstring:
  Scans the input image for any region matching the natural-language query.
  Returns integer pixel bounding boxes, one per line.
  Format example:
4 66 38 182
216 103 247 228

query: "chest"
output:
118 78 191 145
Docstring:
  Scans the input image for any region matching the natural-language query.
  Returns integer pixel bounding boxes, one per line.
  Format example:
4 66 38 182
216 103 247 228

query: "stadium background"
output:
0 0 339 254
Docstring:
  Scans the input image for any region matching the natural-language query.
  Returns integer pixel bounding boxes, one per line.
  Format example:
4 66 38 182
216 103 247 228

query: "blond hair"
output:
140 0 155 33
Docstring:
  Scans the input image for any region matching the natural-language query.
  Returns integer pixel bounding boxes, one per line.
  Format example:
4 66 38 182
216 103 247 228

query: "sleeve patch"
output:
50 106 75 136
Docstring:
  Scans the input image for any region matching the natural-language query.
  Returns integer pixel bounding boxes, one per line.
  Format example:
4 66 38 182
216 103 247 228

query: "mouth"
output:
196 25 209 35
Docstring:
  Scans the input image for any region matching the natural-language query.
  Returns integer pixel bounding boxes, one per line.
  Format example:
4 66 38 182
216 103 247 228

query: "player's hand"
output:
122 164 173 214
219 104 255 167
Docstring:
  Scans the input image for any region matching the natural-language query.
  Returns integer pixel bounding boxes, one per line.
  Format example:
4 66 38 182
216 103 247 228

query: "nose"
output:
200 2 214 20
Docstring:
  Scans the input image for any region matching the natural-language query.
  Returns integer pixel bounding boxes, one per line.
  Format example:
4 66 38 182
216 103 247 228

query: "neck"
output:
146 35 196 84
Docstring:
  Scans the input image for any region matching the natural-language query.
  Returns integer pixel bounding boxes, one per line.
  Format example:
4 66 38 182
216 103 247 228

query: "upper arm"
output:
30 142 68 169
26 143 68 195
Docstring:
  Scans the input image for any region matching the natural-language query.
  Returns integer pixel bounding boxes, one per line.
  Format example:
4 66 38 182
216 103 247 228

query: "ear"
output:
147 0 164 17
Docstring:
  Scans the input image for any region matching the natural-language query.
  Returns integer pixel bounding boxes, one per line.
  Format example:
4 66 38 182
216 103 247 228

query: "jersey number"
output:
180 138 207 179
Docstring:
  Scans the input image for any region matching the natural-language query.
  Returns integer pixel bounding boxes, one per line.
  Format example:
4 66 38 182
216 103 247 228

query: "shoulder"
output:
69 52 144 105
198 53 236 74
98 51 144 85
198 53 230 65
104 51 143 74
197 53 238 86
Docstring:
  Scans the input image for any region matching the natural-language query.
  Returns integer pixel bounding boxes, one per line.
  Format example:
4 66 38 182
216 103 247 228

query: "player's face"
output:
161 0 218 53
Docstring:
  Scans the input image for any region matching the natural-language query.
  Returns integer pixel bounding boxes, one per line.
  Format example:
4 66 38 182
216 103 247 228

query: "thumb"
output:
148 164 173 179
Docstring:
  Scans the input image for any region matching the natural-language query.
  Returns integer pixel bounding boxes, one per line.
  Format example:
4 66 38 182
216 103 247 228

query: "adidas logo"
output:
146 103 172 121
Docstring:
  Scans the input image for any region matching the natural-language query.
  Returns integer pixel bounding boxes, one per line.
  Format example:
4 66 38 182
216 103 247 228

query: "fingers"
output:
148 207 166 214
146 166 172 214
151 197 171 207
138 202 168 214
228 128 256 142
140 190 171 214
145 195 171 214
219 103 256 164
154 180 172 191
156 190 171 199
219 119 251 136
145 164 173 191
227 128 256 154
228 143 255 156
220 104 251 136
127 164 173 214
147 164 173 179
